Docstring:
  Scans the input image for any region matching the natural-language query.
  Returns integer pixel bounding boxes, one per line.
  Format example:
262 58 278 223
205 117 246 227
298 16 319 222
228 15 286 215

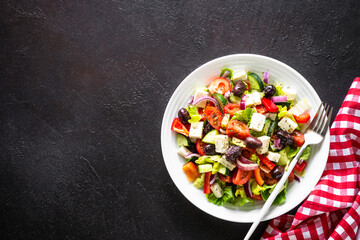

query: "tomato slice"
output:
204 106 222 131
292 130 305 147
204 172 211 194
196 139 206 156
208 78 231 95
226 119 250 139
232 168 252 185
218 173 232 183
258 155 275 171
223 103 241 117
288 171 295 183
295 161 307 172
251 194 263 200
171 118 189 137
261 97 278 113
294 112 311 123
255 104 268 115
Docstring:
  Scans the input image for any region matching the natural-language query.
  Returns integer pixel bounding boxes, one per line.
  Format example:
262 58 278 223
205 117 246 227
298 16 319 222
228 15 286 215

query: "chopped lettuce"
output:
249 154 260 164
206 186 235 206
278 105 288 119
195 155 221 164
300 146 311 160
212 162 225 174
193 174 205 189
278 146 292 166
235 185 254 206
287 147 300 159
260 181 288 205
231 107 256 123
186 105 201 124
275 84 285 96
250 179 263 195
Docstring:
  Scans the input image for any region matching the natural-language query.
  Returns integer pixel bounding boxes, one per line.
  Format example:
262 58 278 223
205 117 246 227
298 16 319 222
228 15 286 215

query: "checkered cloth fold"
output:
262 77 360 240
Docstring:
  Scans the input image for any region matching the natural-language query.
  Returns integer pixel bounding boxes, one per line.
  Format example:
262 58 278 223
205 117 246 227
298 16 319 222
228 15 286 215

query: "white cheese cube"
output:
283 87 297 101
278 117 297 133
245 91 262 107
256 136 270 155
267 151 281 163
232 70 247 82
189 121 204 139
265 112 277 121
214 135 230 154
249 112 266 132
177 146 192 158
221 113 230 129
210 182 224 198
218 155 236 171
193 88 209 108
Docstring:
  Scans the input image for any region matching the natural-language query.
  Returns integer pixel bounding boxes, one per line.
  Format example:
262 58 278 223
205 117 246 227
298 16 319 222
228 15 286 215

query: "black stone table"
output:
1 1 359 239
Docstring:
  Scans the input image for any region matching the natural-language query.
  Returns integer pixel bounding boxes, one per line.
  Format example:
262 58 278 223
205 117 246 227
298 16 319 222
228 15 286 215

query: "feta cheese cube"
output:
232 70 247 82
256 136 270 155
193 88 209 108
214 135 230 154
267 151 281 163
218 155 236 171
283 87 297 101
265 112 277 121
177 146 192 158
245 91 262 107
210 182 224 198
278 117 297 133
189 121 204 139
249 112 266 132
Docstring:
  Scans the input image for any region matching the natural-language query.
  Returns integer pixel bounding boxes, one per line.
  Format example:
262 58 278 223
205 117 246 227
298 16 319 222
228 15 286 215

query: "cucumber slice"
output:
248 72 264 91
267 117 279 137
202 129 219 144
218 165 231 176
229 92 242 103
176 134 189 147
213 93 228 109
198 164 213 173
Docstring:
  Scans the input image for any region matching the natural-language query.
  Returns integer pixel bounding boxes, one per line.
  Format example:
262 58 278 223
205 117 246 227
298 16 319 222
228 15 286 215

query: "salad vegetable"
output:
172 68 312 207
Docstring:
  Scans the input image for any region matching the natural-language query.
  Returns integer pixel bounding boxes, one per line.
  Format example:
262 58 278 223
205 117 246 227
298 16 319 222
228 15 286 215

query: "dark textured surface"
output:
1 1 359 239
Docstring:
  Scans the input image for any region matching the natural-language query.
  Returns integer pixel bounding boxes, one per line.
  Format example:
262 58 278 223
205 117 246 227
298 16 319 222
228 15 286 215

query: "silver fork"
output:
244 102 333 240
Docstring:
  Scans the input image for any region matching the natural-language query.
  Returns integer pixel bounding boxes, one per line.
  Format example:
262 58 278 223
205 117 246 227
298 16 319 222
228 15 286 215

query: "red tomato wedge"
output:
219 174 232 183
258 154 276 170
255 104 268 115
204 106 222 131
251 194 263 200
196 139 206 156
261 97 278 113
292 130 305 147
208 78 231 95
294 112 311 123
182 162 200 182
171 118 189 137
223 103 241 117
204 172 211 194
295 161 307 172
232 168 252 185
226 120 250 139
288 171 295 183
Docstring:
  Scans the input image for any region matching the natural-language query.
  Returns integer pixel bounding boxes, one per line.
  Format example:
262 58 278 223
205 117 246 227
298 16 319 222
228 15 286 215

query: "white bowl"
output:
161 54 330 223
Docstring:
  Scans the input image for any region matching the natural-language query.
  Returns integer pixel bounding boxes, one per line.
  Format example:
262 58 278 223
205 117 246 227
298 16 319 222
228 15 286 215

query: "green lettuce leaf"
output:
275 84 285 96
220 68 233 80
234 186 254 206
278 105 288 119
287 147 300 159
260 181 288 205
300 146 311 160
231 107 256 123
186 105 201 124
193 174 205 189
195 155 221 164
206 186 235 206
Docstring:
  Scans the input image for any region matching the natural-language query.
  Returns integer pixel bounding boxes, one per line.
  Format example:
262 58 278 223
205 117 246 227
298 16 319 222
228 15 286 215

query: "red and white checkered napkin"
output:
262 77 360 240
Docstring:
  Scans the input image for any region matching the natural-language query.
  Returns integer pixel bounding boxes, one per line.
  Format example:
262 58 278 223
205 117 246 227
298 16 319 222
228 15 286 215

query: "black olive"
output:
264 85 276 98
178 108 190 125
276 130 294 146
271 166 285 179
203 144 216 155
203 122 214 136
245 136 263 149
225 145 242 163
232 81 246 97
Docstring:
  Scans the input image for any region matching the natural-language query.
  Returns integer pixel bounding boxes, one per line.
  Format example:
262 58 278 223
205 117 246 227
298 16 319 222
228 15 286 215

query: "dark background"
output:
1 0 359 239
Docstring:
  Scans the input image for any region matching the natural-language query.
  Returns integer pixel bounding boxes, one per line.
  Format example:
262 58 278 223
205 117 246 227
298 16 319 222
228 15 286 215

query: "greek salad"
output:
171 68 312 207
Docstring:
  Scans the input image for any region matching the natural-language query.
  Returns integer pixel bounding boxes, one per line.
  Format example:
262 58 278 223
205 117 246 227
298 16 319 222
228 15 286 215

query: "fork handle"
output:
244 144 308 240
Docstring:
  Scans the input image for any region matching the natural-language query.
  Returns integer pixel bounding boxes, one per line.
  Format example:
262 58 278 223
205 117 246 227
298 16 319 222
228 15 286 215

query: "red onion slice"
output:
219 128 226 134
271 96 287 103
188 96 194 104
244 180 252 198
224 90 231 99
263 71 269 84
240 94 247 110
221 71 230 78
236 157 259 171
209 173 217 185
185 153 201 159
274 138 283 150
192 96 220 109
294 173 300 182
